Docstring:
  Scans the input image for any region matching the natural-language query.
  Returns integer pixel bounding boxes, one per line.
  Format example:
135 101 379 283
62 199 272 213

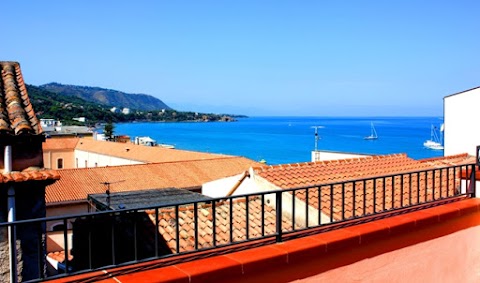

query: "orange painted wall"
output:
297 223 480 282
43 149 75 169
47 199 480 283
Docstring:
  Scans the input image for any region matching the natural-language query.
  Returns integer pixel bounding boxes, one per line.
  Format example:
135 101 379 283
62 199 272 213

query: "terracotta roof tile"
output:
258 153 473 222
74 139 231 163
257 154 433 189
0 168 60 184
47 250 72 263
0 61 42 135
151 197 295 253
418 153 475 167
292 167 462 222
46 157 261 204
43 138 80 150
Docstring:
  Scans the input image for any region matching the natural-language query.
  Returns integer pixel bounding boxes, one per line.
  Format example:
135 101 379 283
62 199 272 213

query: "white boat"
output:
423 125 443 150
364 122 378 140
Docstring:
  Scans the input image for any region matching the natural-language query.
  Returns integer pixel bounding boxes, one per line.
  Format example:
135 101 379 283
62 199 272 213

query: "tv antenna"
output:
100 180 125 208
311 126 323 151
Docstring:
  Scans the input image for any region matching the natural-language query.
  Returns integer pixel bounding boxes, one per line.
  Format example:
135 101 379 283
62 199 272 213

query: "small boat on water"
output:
364 122 378 140
423 125 443 150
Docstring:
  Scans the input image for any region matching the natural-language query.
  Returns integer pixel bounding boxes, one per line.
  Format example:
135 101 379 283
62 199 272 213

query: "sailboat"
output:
364 122 378 140
423 125 444 150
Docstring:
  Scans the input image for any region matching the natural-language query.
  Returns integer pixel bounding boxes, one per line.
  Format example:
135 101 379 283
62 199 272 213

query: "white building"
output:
122 108 130 115
444 86 480 156
72 117 86 123
40 118 62 132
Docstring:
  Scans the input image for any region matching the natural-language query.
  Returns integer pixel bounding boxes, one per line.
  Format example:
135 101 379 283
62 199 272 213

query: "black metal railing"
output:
0 163 476 282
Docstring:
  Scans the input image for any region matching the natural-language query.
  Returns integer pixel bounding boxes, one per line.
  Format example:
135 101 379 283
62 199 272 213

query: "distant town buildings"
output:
72 117 86 123
109 107 130 114
40 118 62 132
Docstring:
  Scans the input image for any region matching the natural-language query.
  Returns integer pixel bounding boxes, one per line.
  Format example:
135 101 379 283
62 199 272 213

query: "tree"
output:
104 122 114 141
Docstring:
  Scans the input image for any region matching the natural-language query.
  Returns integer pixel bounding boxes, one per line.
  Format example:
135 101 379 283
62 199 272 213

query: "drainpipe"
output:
5 145 17 283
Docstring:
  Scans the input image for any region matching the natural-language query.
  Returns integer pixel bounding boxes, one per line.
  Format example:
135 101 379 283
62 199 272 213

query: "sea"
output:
115 116 445 165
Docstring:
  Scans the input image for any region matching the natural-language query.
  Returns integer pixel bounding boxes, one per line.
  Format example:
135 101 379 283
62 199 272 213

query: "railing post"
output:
276 191 283 243
63 219 69 273
469 164 476 198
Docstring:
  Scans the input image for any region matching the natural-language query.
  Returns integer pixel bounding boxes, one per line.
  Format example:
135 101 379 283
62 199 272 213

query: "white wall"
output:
202 169 331 226
312 150 371 162
444 87 480 156
74 149 143 168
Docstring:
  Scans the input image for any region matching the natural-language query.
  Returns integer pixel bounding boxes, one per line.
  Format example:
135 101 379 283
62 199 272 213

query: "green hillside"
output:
26 84 242 125
39 82 172 111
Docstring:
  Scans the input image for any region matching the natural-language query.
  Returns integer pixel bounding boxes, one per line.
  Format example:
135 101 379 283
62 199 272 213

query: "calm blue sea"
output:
115 117 445 165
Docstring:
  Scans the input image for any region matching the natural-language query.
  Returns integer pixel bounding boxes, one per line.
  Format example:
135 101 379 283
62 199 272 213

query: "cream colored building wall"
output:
46 202 89 231
74 149 144 168
312 150 370 162
444 87 480 156
43 150 76 169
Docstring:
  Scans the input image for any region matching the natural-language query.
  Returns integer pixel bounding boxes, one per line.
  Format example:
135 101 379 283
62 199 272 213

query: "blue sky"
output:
1 1 479 116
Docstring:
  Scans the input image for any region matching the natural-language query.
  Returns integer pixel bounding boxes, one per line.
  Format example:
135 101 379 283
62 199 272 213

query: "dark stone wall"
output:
0 143 44 171
0 182 47 282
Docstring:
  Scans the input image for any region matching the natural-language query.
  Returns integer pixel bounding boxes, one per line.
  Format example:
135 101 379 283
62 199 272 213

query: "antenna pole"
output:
312 126 321 152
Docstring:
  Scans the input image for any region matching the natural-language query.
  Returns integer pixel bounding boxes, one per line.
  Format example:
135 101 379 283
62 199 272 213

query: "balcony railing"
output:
0 163 476 282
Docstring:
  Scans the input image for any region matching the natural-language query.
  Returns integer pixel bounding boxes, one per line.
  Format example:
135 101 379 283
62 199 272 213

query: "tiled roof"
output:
293 170 459 222
151 197 295 253
47 250 72 264
0 61 42 136
0 168 60 184
256 153 473 222
74 139 231 163
46 157 261 204
256 154 433 189
418 153 476 167
43 138 79 150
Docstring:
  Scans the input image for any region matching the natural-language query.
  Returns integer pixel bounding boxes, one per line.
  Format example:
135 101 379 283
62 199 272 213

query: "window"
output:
85 160 88 168
76 158 78 168
57 158 63 169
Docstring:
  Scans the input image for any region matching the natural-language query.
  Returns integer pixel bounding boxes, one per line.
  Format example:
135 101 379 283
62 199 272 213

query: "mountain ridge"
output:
39 82 172 111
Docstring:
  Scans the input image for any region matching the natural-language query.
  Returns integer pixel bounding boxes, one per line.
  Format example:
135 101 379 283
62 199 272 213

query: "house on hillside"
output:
40 118 62 132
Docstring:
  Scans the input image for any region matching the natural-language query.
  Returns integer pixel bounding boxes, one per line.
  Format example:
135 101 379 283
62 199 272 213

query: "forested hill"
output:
26 84 242 125
39 82 171 111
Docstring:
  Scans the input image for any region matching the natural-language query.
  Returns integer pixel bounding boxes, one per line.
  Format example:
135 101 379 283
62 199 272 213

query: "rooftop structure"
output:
42 137 235 170
88 188 212 211
46 156 261 205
